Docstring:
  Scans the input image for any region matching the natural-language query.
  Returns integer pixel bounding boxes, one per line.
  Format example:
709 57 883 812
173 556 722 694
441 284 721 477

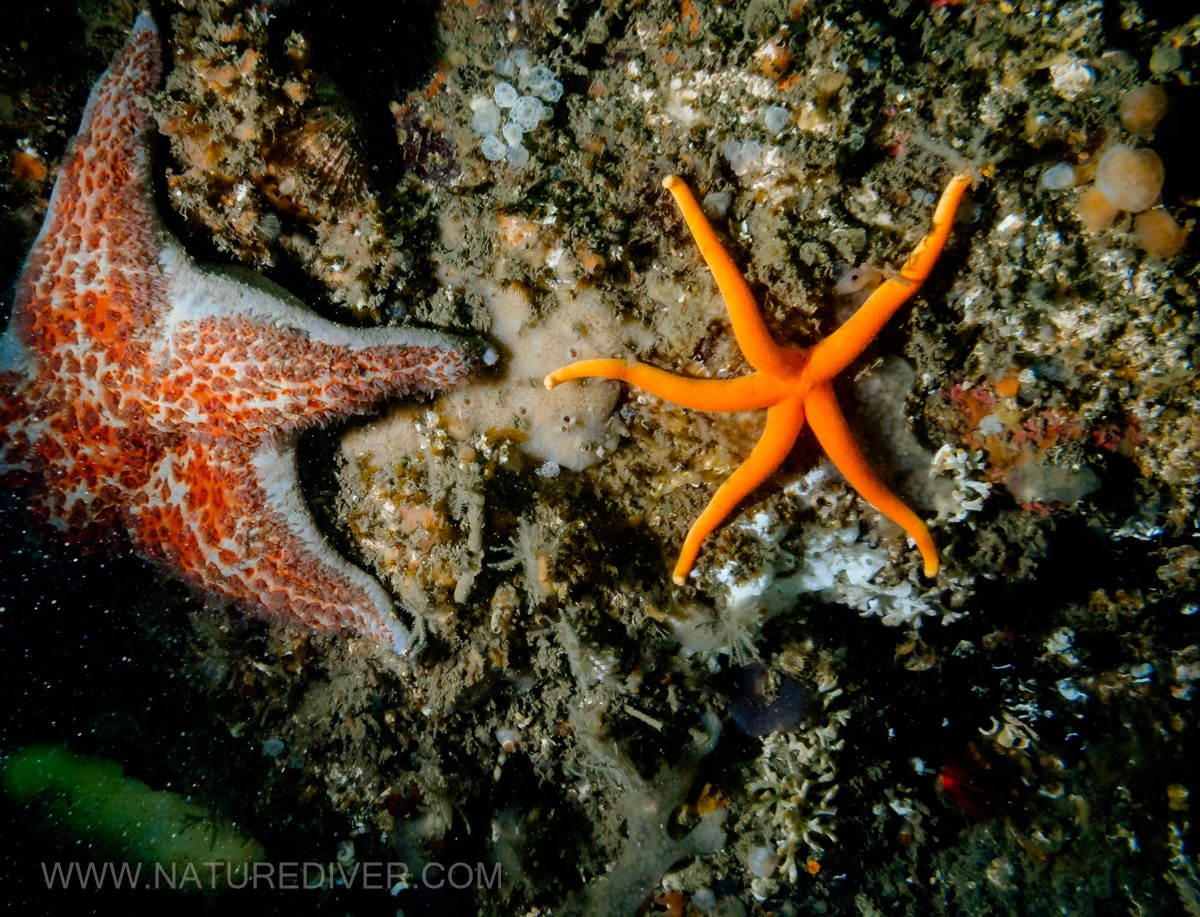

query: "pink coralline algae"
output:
0 14 479 653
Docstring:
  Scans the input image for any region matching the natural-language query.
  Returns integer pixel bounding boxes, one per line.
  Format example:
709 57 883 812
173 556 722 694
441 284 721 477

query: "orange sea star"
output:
546 172 972 585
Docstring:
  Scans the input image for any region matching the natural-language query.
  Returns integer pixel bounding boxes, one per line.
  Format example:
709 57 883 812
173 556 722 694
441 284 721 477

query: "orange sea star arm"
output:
804 380 939 577
899 173 974 284
673 395 806 584
806 173 972 383
661 176 798 379
545 359 785 412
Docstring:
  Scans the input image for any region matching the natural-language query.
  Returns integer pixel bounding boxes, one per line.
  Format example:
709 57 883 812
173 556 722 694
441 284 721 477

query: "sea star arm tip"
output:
661 175 796 379
898 172 973 285
672 396 807 583
806 172 972 383
804 381 940 579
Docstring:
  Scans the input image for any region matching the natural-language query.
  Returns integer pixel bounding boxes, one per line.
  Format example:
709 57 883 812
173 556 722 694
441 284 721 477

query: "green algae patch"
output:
1 745 263 885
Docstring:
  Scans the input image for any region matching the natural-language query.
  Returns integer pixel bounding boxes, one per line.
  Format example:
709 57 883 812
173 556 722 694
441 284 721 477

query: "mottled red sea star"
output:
0 13 483 652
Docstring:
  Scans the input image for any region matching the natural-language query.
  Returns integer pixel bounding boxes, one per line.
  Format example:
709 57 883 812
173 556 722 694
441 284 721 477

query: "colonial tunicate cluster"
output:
1072 84 1188 258
1040 82 1188 259
470 52 562 167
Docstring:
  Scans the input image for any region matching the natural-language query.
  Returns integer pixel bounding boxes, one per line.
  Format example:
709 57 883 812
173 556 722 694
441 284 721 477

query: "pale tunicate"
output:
764 104 789 134
747 845 780 878
481 135 507 161
506 144 530 167
1039 162 1076 191
502 121 525 146
494 81 519 109
511 95 545 132
470 97 502 135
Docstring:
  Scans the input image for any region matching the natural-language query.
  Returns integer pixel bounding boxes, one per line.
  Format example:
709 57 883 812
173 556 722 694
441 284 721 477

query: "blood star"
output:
547 172 971 585
0 13 481 652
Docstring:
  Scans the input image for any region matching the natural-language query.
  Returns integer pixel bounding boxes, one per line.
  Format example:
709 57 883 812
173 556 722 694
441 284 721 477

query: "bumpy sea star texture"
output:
0 13 475 652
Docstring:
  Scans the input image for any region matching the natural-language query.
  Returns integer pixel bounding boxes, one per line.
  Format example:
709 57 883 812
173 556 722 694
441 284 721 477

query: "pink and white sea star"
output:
0 13 481 653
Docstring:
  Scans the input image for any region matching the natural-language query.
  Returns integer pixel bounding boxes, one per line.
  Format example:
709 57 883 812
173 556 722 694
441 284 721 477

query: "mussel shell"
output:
263 106 368 218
